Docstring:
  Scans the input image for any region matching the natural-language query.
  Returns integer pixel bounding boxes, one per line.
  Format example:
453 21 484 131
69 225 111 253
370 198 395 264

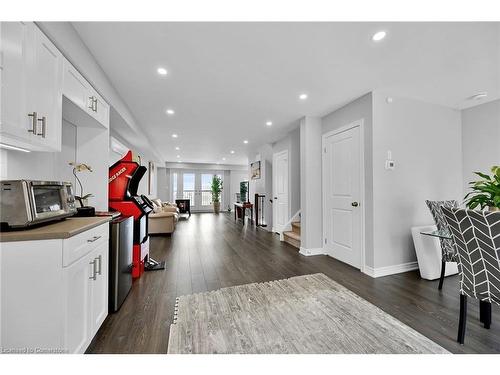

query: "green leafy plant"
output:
240 181 248 203
464 166 500 210
211 175 223 203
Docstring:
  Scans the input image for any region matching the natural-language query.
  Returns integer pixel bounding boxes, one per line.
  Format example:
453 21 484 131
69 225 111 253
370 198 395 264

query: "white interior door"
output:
273 150 289 232
323 124 362 269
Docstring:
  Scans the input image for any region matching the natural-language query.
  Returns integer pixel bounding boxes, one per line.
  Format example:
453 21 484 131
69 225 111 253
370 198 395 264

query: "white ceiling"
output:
72 22 500 165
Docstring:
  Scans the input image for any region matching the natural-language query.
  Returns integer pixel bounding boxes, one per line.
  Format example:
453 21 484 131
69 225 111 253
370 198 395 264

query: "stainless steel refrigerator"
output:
109 215 133 312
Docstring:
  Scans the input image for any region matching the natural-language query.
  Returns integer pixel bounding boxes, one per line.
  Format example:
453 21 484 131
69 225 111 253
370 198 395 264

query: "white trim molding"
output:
299 247 327 256
364 261 419 278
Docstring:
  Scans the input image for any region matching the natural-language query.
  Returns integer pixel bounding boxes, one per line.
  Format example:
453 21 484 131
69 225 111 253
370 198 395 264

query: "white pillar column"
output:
299 116 324 255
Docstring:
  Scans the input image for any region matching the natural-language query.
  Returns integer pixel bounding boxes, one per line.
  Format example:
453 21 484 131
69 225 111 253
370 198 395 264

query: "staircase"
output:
283 221 301 249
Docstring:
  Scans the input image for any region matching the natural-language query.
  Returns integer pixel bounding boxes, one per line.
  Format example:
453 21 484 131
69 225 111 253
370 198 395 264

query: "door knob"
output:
351 202 359 207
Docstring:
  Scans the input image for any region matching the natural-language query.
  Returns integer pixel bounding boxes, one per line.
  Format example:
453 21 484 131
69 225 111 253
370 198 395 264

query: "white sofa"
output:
148 199 179 235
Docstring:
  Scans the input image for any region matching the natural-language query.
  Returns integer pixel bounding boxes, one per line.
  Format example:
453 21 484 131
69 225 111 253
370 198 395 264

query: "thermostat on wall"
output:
385 150 395 170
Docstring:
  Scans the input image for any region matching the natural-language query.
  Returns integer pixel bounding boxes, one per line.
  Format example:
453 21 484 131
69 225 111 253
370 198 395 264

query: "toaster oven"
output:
0 180 77 229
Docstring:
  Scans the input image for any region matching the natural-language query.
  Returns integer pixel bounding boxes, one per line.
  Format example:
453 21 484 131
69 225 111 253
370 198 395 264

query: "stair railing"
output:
279 209 301 241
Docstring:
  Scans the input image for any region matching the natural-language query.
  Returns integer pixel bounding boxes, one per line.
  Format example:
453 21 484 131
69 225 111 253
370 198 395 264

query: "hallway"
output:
88 213 500 354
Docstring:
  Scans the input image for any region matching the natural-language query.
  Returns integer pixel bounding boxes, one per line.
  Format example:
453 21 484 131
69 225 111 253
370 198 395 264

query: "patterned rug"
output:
168 273 449 354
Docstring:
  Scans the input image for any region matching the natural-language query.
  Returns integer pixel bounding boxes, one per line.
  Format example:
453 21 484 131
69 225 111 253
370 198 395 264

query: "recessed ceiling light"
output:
230 150 235 154
157 67 168 76
178 160 182 163
222 157 226 161
243 140 249 144
175 146 180 150
372 31 387 42
469 92 488 100
176 155 180 158
266 121 273 126
172 133 178 138
299 93 308 100
166 109 175 115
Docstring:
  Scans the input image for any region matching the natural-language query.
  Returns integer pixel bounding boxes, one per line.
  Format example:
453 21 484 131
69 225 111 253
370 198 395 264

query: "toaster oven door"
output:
29 181 73 222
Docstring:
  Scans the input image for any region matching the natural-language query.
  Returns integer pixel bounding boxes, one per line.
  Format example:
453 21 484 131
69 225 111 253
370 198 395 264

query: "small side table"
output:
175 199 191 217
234 202 253 224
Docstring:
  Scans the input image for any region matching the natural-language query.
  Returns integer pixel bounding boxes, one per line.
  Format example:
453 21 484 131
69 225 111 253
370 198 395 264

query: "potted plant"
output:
464 166 500 211
69 162 95 216
211 175 223 214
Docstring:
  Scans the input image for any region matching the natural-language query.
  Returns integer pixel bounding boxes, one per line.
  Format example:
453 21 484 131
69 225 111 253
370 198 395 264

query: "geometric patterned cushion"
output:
425 200 459 262
442 208 500 305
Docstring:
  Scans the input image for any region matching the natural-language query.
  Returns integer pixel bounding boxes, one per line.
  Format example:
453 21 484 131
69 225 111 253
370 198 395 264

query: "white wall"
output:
372 91 463 269
322 93 374 267
461 99 500 193
249 144 273 230
156 167 169 202
2 117 109 210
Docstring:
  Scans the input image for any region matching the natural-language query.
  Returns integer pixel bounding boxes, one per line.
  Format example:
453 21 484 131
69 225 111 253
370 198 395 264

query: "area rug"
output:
167 273 449 354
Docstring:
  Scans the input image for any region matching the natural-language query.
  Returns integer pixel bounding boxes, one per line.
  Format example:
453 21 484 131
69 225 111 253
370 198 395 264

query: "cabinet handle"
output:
28 112 37 133
88 96 95 111
96 255 102 275
37 116 46 138
89 259 97 280
87 235 102 243
93 98 98 112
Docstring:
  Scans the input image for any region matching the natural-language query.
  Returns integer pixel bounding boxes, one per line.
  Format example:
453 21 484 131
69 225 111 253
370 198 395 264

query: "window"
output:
182 173 195 204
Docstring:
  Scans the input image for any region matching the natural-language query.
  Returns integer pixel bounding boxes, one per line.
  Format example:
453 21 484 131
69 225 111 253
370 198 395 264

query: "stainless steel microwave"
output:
0 180 77 229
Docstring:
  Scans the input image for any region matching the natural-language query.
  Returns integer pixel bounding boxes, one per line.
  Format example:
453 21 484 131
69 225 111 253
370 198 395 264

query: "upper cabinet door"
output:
92 93 110 129
63 58 91 111
62 58 110 129
0 22 31 143
28 25 63 151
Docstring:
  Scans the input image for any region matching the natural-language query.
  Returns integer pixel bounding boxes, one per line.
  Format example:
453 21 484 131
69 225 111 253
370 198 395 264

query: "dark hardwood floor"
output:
87 213 500 354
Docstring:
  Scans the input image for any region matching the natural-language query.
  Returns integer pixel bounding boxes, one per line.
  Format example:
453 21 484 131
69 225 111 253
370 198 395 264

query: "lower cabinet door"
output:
89 243 109 337
63 253 93 354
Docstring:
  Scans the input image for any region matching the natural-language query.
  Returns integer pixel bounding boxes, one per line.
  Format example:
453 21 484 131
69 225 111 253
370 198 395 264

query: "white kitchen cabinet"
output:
89 242 109 333
63 249 92 354
90 92 110 128
0 22 31 148
63 58 110 129
0 22 63 152
0 222 109 354
62 59 91 111
27 25 63 151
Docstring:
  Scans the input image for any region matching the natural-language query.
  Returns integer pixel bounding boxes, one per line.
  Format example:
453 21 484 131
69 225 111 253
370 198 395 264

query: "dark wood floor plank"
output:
87 213 500 354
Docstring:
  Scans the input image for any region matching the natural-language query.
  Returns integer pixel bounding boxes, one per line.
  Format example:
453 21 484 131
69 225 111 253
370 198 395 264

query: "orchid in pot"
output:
69 162 95 216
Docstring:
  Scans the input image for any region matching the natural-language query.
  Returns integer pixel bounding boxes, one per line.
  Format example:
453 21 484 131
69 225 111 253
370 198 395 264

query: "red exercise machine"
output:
108 150 165 279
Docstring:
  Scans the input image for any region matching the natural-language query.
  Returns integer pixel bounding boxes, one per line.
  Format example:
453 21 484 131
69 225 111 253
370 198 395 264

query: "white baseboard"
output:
364 261 419 278
299 247 327 256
